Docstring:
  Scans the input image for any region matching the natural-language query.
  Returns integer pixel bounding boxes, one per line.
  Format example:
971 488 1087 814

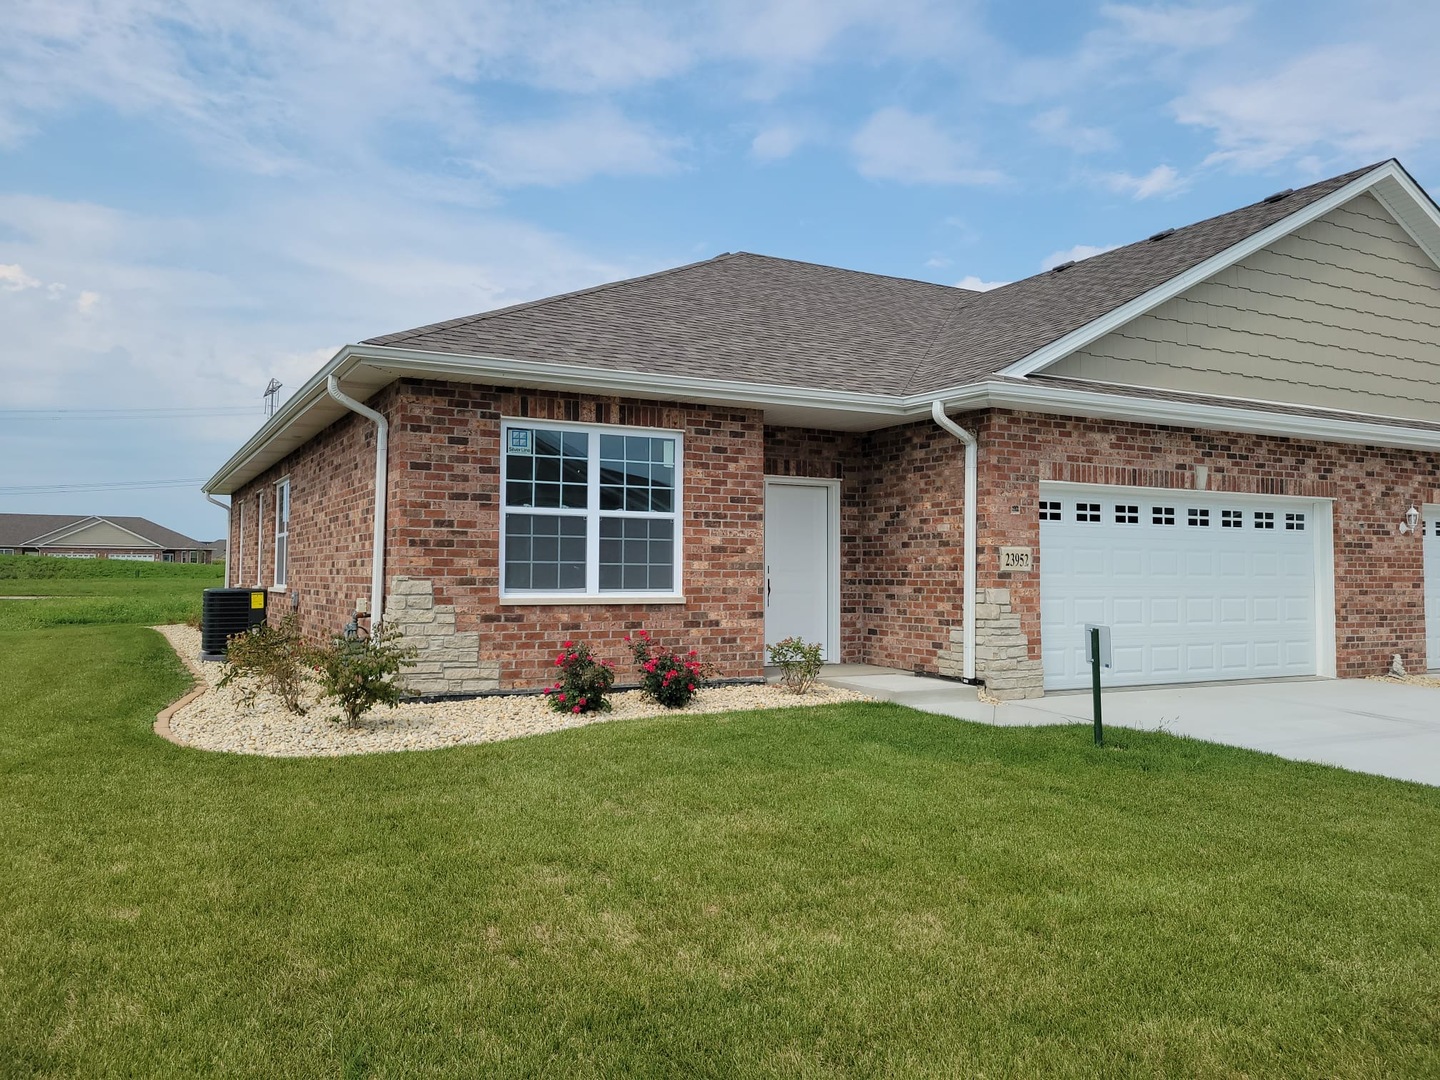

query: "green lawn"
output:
3 622 1438 1077
0 555 223 630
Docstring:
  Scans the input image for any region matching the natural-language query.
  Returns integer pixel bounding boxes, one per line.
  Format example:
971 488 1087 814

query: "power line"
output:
0 406 259 420
0 478 210 496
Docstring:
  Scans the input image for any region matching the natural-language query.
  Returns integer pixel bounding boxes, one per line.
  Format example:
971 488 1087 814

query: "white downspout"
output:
326 375 388 628
204 493 230 587
931 400 977 682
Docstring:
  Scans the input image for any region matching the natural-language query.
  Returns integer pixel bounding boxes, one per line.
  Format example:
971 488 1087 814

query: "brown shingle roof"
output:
363 162 1389 397
366 254 965 395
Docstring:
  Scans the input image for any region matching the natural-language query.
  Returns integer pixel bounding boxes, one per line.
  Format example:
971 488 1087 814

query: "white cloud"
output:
1100 163 1186 199
955 274 1008 291
1176 43 1440 170
75 290 101 315
851 107 1003 185
1100 4 1250 49
0 263 41 290
468 107 684 187
1040 243 1120 271
751 125 803 162
1031 108 1116 154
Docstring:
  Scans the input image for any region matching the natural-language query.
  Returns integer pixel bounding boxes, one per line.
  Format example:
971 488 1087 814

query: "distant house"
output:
0 514 213 563
204 538 228 562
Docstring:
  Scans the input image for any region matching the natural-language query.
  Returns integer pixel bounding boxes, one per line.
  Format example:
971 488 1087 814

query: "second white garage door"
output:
1039 485 1329 690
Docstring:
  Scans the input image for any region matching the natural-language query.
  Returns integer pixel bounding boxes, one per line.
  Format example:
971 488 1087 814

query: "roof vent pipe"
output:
204 492 231 587
326 375 388 629
930 400 977 682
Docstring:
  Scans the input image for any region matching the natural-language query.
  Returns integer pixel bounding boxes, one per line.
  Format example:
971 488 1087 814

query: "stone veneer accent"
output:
972 588 1043 699
387 576 500 695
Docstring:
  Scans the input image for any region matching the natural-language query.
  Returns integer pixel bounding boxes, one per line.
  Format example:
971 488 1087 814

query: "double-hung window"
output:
274 478 290 588
501 421 681 598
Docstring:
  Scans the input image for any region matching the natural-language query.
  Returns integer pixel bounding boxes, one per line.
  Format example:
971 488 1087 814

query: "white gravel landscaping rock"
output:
152 624 870 758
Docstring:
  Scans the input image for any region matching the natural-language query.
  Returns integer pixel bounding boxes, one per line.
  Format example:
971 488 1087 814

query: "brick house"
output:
205 159 1440 699
0 514 213 563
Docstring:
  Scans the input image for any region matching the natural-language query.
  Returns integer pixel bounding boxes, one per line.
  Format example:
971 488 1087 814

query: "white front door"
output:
764 478 839 661
1040 485 1326 690
1425 505 1440 670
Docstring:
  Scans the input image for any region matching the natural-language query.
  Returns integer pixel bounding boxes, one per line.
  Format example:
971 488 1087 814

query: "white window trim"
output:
499 417 685 603
272 476 291 591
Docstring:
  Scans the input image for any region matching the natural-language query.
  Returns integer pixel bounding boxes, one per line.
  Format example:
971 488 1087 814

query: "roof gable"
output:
908 162 1390 392
1042 192 1440 424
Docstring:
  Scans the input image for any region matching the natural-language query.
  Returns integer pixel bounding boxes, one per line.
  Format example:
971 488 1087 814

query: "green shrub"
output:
218 614 311 715
627 629 706 709
311 623 418 726
542 640 615 715
767 637 824 694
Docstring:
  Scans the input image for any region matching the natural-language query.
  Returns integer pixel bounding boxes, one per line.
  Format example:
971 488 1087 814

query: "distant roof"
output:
364 162 1387 396
0 514 203 549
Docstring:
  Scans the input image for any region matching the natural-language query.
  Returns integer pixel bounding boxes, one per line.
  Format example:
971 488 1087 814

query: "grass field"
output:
0 555 223 630
3 603 1439 1076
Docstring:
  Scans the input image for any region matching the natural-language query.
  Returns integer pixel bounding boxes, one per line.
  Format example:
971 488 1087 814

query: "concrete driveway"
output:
818 666 1440 787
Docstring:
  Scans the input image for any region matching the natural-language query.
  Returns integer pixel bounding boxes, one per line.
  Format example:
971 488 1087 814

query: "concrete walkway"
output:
818 665 1440 787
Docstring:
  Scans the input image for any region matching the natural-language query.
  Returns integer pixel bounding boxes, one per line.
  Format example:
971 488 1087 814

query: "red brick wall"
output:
977 409 1440 679
765 422 967 672
770 409 1440 681
232 391 1440 690
231 384 402 638
236 380 766 689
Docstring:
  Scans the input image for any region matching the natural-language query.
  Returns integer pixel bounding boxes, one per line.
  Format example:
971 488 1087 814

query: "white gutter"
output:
326 375 389 628
204 493 230 587
930 400 978 682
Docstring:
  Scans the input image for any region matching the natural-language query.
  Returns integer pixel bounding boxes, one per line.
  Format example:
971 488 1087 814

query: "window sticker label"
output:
507 429 533 455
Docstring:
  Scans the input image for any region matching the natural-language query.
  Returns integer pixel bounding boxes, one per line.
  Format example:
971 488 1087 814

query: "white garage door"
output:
1040 485 1324 690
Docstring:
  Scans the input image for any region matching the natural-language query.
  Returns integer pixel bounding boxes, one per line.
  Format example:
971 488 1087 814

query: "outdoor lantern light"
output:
1399 505 1421 535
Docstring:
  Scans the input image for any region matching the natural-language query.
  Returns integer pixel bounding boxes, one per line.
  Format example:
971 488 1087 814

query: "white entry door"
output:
1425 505 1440 670
764 478 839 661
1040 485 1327 690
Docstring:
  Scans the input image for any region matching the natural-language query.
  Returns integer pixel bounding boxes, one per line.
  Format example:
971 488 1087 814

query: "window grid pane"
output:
599 434 675 513
504 428 588 509
1039 500 1061 521
505 514 587 591
599 518 674 592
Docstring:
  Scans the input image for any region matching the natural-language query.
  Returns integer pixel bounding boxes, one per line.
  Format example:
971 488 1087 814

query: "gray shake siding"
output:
1048 194 1440 422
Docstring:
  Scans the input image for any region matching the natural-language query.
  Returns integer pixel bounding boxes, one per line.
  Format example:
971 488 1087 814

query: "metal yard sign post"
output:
1085 624 1111 747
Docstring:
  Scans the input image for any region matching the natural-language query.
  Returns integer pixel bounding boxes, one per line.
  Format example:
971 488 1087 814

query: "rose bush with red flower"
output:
541 640 615 715
625 629 708 709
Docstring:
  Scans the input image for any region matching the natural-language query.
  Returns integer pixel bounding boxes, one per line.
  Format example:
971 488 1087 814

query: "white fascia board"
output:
931 380 1440 453
1367 169 1440 271
205 342 914 493
363 345 909 418
999 162 1403 380
204 347 363 494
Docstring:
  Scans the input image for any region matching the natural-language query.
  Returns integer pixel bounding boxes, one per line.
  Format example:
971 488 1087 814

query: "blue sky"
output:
3 0 1439 540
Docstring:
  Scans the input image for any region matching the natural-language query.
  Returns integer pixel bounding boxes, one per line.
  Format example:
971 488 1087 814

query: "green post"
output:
1090 626 1103 747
